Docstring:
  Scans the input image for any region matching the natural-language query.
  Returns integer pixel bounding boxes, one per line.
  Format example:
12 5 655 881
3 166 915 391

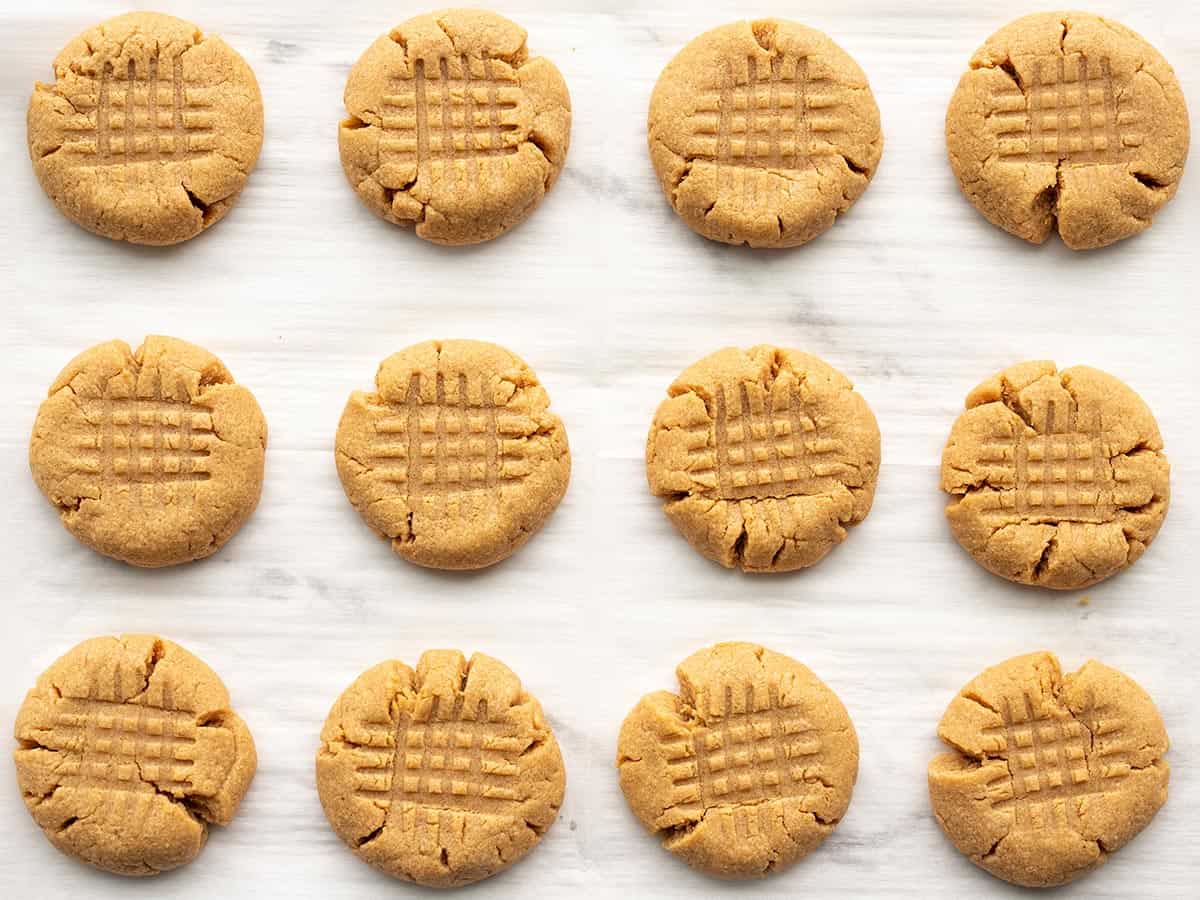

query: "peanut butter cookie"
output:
335 340 570 569
941 361 1169 590
14 635 257 876
946 12 1189 249
29 336 268 568
317 650 565 888
617 642 858 879
28 12 263 245
646 346 879 572
649 19 883 248
929 652 1169 887
340 8 571 245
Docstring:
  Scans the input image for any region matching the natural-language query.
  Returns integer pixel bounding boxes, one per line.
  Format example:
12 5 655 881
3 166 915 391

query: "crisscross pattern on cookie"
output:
689 55 841 171
681 383 846 500
663 683 823 821
68 383 214 503
41 678 197 799
973 398 1136 521
60 56 216 166
991 55 1141 164
379 55 520 182
980 693 1128 831
351 695 524 816
365 372 527 500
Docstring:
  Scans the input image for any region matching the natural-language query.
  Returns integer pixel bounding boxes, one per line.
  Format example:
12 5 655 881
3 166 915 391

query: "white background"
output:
0 2 1196 897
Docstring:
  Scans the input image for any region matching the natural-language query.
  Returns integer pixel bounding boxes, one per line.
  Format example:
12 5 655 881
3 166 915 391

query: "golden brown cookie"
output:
646 346 879 572
928 652 1169 887
335 339 570 569
946 12 1189 249
27 12 264 245
941 361 1169 590
339 8 571 245
29 336 268 568
648 19 882 248
617 642 858 879
316 650 565 888
13 635 257 876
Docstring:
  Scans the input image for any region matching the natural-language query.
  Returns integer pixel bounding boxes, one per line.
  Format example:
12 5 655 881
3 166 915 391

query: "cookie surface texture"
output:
646 346 879 572
928 651 1169 887
617 642 858 878
340 8 571 245
335 339 570 569
13 635 257 876
945 12 1189 249
316 650 565 887
29 336 267 567
941 361 1169 590
28 12 264 245
648 19 882 248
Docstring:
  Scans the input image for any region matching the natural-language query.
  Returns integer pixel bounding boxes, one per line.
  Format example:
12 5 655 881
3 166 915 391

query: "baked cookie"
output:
946 12 1189 249
13 635 257 876
928 652 1169 887
340 8 571 245
317 650 564 887
29 336 267 567
28 12 263 245
648 19 882 248
941 361 1169 590
335 339 570 569
646 346 879 572
617 642 858 878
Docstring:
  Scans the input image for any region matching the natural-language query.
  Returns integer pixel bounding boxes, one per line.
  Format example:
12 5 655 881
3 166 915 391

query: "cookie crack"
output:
658 794 833 845
24 781 66 809
1132 171 1168 191
355 823 386 848
1032 534 1057 580
838 153 870 177
182 185 219 226
960 691 1000 715
128 637 166 702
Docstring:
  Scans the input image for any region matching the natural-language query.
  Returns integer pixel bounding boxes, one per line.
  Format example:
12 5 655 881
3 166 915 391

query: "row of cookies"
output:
29 10 1190 248
28 336 1170 590
14 636 1169 888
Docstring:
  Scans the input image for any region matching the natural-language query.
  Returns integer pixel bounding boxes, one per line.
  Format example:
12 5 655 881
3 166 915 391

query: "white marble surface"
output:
0 1 1197 897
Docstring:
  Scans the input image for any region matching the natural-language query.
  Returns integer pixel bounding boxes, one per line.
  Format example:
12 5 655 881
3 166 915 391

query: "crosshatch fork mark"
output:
59 55 216 166
681 382 846 501
41 678 197 801
661 683 823 837
990 55 1141 164
68 384 214 505
379 54 520 185
980 694 1128 831
350 695 525 818
974 398 1140 521
686 54 841 206
365 372 525 499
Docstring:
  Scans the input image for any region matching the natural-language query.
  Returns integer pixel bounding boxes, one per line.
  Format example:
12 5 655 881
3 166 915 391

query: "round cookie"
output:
28 12 263 245
339 8 571 245
335 339 570 569
13 635 257 876
928 651 1169 887
617 642 858 878
316 650 565 888
646 346 880 572
648 19 883 248
946 12 1189 250
941 361 1169 590
29 336 268 568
